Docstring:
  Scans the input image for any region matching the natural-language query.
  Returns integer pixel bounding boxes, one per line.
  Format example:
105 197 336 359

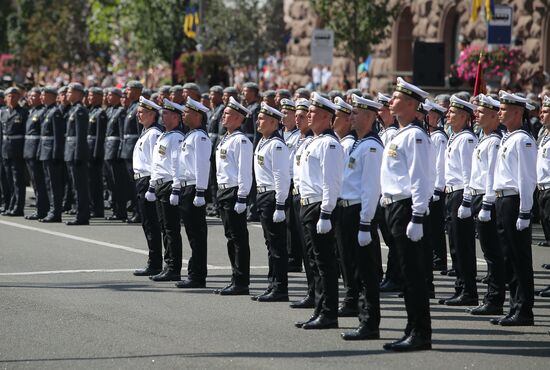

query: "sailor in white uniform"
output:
380 77 433 352
214 97 253 296
441 96 479 307
294 93 344 330
489 91 537 327
145 98 185 282
174 97 211 289
332 97 356 154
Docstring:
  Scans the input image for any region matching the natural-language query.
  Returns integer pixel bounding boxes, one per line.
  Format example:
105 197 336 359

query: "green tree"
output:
310 0 400 86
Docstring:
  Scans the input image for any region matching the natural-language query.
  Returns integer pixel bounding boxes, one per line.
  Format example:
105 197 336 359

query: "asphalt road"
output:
1 200 549 369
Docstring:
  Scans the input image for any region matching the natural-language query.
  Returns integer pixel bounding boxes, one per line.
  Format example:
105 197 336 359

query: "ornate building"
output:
284 0 550 92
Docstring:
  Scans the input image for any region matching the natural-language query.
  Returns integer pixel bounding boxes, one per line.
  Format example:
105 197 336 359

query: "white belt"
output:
208 133 218 138
218 183 238 189
25 135 41 140
495 189 519 198
257 185 276 193
181 180 196 187
134 173 150 179
124 134 139 139
338 199 361 207
538 183 550 191
3 135 24 140
106 136 120 141
445 185 464 193
87 135 97 140
300 196 323 206
469 188 485 196
292 188 300 196
381 194 411 206
66 136 77 142
40 136 54 140
152 177 172 186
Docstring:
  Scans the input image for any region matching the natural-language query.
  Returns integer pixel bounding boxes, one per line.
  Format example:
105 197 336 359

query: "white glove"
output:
516 218 530 231
169 194 179 206
316 218 332 234
457 205 472 219
193 196 206 207
477 208 491 222
406 221 423 242
379 197 386 208
273 209 286 223
425 207 430 216
234 201 247 214
432 194 440 202
358 231 372 247
145 187 156 202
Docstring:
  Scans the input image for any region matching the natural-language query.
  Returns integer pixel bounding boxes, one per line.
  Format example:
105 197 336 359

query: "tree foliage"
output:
310 0 400 82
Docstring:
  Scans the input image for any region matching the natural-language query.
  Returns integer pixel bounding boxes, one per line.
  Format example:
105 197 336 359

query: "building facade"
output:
284 0 550 93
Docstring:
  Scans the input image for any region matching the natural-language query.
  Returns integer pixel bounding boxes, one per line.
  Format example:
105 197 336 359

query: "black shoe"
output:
379 279 403 293
445 295 478 306
468 303 503 316
438 292 460 305
289 296 315 309
39 215 62 223
338 304 359 317
295 315 317 328
288 265 303 273
498 314 534 327
341 325 380 341
542 264 550 270
257 291 289 302
175 279 206 288
105 215 126 221
6 210 23 217
433 264 447 271
535 286 550 296
219 285 249 296
446 269 457 277
149 270 181 281
540 289 550 298
213 283 233 294
66 219 89 225
538 241 550 247
126 216 141 224
490 312 514 325
476 275 488 283
251 288 272 301
383 335 408 350
90 212 104 218
133 267 162 276
302 315 338 330
440 269 448 275
387 334 432 352
24 213 41 220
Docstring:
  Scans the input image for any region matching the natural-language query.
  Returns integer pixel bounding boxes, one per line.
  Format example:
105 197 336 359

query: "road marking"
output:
0 269 135 276
0 220 268 271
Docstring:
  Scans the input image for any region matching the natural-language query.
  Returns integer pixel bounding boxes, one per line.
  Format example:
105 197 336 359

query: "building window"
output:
394 7 413 74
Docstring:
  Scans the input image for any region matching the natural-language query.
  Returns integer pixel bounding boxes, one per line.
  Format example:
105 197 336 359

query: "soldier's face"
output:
333 110 351 132
389 92 412 116
222 107 242 130
446 107 467 130
498 104 521 126
540 107 550 127
5 93 20 107
161 110 178 129
281 109 295 128
41 92 56 106
137 106 155 125
243 88 255 103
264 96 276 108
295 110 308 132
476 106 497 128
307 105 329 133
182 107 200 126
257 113 276 136
427 111 440 127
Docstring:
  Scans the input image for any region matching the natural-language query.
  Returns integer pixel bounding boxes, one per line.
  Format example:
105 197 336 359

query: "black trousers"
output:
125 159 138 216
538 189 550 242
4 158 25 213
286 184 303 268
472 194 505 306
422 207 435 294
180 185 208 282
385 198 431 339
447 190 478 299
136 177 163 269
43 160 64 218
105 160 128 219
0 160 11 210
429 195 447 268
155 181 182 273
336 203 381 329
66 161 90 222
63 163 74 211
257 190 288 292
88 160 104 216
293 193 314 298
335 204 359 305
495 195 534 319
376 204 401 285
207 152 218 208
26 158 49 217
301 202 339 320
218 187 250 286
